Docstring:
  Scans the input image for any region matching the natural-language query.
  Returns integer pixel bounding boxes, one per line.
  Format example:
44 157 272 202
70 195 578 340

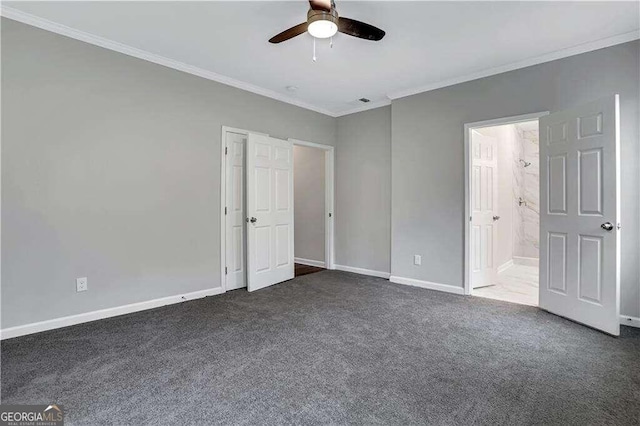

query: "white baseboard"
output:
0 287 225 340
513 256 539 267
620 315 640 328
294 257 326 268
226 282 247 291
334 264 391 279
389 276 465 295
497 260 514 274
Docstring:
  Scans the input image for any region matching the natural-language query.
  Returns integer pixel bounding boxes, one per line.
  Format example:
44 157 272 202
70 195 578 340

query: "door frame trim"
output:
288 138 336 271
220 126 335 292
463 111 549 296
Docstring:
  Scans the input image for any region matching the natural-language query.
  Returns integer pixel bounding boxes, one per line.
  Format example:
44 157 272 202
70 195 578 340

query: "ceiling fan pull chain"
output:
313 37 317 62
330 36 333 48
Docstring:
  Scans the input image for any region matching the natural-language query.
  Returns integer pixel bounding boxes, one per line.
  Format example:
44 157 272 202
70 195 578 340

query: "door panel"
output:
578 235 602 303
578 149 603 215
547 232 567 294
275 224 290 267
539 95 620 335
247 134 294 292
472 166 481 210
255 168 270 211
578 113 603 138
232 227 242 271
483 225 494 269
255 226 271 272
471 131 499 289
275 169 290 210
548 155 567 214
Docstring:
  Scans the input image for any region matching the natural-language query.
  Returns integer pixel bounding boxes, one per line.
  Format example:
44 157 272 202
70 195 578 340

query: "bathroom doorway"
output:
466 116 542 306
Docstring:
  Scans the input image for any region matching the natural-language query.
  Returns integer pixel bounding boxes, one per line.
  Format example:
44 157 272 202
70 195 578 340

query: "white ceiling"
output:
4 1 639 116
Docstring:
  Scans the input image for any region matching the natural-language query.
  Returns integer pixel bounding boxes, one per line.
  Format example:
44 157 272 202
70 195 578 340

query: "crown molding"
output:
3 6 638 118
387 29 640 100
0 6 338 117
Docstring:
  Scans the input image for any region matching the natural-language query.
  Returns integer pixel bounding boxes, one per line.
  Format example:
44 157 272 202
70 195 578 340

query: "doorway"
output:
464 112 548 306
468 120 540 306
293 144 327 277
463 96 621 336
220 127 335 292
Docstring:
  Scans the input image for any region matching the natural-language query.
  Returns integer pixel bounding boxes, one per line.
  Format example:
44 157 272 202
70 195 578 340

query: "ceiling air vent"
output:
359 98 370 103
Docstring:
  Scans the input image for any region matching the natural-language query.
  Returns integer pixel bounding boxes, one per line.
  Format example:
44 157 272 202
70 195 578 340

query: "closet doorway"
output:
220 127 334 292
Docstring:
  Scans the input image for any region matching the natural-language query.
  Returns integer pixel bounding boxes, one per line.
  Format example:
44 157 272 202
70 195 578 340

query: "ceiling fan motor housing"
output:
307 8 339 28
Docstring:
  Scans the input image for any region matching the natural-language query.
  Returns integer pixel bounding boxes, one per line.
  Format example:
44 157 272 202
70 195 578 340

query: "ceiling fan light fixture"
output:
308 19 338 39
269 1 385 44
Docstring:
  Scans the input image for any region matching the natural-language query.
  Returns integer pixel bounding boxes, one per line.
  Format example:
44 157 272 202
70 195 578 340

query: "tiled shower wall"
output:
513 126 539 259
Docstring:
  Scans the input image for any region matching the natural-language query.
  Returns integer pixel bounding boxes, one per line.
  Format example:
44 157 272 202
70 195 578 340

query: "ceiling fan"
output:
269 0 385 44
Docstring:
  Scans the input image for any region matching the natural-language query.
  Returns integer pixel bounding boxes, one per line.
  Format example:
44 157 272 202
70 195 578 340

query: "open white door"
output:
225 131 247 290
246 133 294 292
471 130 499 289
539 95 620 336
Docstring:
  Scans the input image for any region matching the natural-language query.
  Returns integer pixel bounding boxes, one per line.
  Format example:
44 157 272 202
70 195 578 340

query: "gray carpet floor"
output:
2 270 639 425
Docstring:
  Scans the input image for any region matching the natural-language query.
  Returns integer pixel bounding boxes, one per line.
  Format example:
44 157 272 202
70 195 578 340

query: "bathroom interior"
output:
472 120 540 306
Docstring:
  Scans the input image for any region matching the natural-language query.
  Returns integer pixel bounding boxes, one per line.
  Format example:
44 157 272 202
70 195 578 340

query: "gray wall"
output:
3 18 639 331
391 41 640 317
336 107 391 273
293 145 325 263
1 19 336 328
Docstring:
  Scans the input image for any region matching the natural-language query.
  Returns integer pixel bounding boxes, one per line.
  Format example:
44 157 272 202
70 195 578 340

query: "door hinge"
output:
329 212 332 218
225 146 228 155
225 206 227 215
225 267 228 275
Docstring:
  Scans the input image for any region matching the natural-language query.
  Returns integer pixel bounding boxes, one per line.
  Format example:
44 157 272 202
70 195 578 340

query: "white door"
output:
539 95 620 336
471 130 499 289
246 133 294 292
225 132 247 290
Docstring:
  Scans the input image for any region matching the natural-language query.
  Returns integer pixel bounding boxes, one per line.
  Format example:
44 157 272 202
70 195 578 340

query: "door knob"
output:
601 222 614 231
493 215 501 221
247 217 257 224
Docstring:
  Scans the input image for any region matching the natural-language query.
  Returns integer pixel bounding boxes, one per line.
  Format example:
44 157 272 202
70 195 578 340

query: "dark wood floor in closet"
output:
294 263 325 277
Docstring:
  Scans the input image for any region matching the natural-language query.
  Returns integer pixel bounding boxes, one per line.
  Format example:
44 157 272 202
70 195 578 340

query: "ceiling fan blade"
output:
269 22 308 43
338 17 385 41
309 0 332 12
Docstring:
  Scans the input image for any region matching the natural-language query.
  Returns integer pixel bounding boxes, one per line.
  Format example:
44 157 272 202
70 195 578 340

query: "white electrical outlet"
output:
414 255 422 266
76 277 88 292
